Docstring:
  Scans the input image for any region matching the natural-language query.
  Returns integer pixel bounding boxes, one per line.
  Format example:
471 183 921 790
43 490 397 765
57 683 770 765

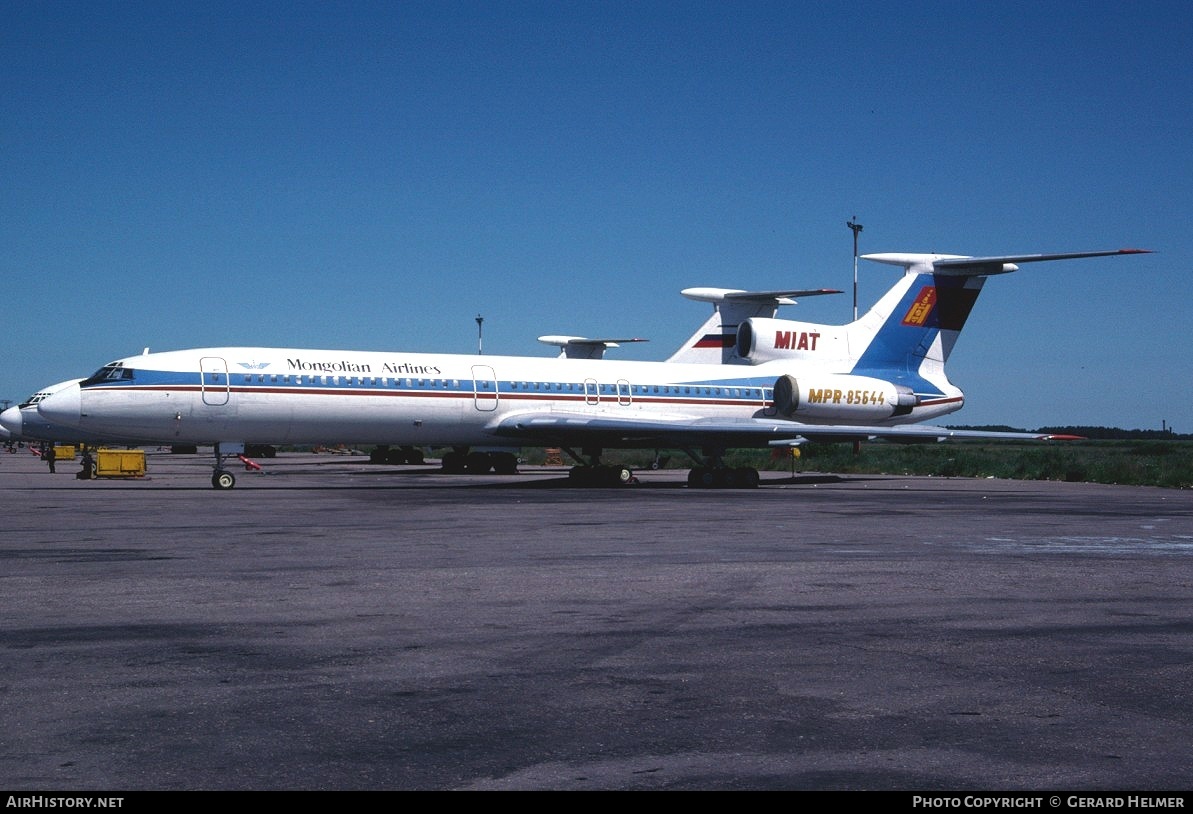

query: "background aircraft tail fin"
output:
667 287 840 363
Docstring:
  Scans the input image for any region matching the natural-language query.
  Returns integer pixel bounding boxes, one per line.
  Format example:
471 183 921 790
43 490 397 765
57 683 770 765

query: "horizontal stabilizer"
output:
864 249 1151 277
682 287 842 305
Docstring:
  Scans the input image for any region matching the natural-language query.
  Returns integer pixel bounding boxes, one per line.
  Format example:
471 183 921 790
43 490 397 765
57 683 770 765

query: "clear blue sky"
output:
3 1 1190 430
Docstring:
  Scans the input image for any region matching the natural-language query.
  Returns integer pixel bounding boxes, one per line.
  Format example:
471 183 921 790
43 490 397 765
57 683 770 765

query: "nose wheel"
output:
209 442 241 489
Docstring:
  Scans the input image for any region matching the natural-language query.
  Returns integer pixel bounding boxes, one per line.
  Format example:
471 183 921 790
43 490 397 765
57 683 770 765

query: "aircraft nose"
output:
0 406 19 439
0 405 23 437
37 382 82 427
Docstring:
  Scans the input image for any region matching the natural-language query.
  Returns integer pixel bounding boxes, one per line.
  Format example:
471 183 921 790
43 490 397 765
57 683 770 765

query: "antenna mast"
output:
846 216 863 320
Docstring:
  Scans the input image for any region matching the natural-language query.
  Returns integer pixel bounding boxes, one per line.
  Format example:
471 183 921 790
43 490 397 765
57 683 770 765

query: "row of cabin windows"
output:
233 374 460 388
229 373 764 399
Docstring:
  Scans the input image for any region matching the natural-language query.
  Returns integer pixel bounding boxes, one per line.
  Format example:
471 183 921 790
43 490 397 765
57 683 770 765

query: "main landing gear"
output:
681 447 760 489
685 466 760 489
369 445 426 465
560 446 636 488
440 447 519 475
556 446 759 489
568 462 634 487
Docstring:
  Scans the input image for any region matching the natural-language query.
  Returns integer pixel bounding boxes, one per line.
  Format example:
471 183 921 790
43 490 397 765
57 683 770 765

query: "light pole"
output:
475 315 484 355
846 216 863 320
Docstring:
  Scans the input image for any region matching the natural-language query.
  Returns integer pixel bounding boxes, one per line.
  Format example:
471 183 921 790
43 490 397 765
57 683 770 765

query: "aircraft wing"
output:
491 412 1076 447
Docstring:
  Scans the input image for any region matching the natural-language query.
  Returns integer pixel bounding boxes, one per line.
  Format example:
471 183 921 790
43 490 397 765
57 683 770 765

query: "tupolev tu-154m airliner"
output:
12 248 1148 489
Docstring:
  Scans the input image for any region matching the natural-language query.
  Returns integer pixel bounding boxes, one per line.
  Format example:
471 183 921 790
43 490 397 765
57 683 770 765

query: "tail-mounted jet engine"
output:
736 318 843 364
773 374 918 420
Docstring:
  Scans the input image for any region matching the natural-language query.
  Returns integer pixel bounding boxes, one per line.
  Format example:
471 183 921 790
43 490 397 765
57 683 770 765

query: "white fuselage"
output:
37 346 964 447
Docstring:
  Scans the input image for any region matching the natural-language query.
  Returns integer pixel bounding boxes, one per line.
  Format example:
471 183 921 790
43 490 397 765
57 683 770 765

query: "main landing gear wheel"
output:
568 464 634 487
686 466 759 489
212 470 236 490
440 450 467 474
465 451 493 474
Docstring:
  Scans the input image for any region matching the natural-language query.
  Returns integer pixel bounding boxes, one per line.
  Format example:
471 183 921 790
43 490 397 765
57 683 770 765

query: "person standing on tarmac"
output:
79 449 94 480
45 445 56 474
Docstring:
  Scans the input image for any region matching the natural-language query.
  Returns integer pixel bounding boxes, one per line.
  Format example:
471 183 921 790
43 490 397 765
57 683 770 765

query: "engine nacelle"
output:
736 318 845 365
773 374 918 420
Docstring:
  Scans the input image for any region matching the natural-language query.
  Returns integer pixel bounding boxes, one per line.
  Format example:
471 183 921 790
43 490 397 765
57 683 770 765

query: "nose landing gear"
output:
210 442 261 489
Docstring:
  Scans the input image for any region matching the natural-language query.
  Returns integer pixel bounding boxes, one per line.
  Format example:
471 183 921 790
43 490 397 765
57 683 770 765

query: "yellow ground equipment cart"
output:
89 449 147 479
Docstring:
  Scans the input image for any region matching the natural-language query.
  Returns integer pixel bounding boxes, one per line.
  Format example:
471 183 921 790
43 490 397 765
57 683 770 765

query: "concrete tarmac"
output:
2 448 1192 790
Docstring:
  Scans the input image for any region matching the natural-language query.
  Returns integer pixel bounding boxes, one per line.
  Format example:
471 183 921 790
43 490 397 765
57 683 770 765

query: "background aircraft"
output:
0 380 102 444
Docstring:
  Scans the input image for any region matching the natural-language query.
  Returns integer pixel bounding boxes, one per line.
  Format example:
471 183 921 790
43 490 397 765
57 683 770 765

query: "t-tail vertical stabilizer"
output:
729 248 1149 423
845 253 986 403
843 249 1151 414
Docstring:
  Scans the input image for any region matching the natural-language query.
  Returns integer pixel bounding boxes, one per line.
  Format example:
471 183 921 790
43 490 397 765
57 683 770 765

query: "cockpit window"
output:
81 363 134 387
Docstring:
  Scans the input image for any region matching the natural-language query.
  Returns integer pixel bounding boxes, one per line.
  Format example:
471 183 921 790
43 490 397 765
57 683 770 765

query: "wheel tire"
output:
609 465 633 486
212 470 236 490
465 451 493 474
736 467 760 489
441 451 466 474
569 466 596 486
493 452 518 475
